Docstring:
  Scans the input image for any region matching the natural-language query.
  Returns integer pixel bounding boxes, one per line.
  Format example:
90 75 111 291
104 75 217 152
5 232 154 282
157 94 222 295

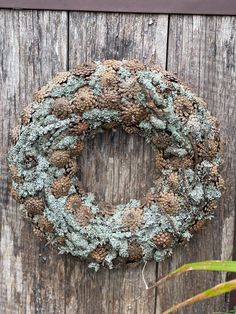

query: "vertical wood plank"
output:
0 10 68 313
66 12 168 314
1 9 234 314
156 15 236 314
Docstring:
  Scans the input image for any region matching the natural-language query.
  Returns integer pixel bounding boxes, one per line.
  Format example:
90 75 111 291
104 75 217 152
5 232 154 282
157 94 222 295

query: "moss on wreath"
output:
8 59 224 270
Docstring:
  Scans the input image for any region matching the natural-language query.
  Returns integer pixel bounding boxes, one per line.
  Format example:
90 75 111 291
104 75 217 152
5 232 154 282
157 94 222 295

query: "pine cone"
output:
9 165 22 183
24 154 37 169
11 188 24 203
123 59 145 71
207 139 220 158
69 119 89 134
196 142 208 160
65 159 78 177
174 96 194 118
196 139 219 161
168 156 193 169
11 125 21 145
168 173 179 190
100 88 121 109
121 207 143 232
100 69 118 87
24 197 44 215
216 175 225 190
120 103 148 126
90 245 109 263
37 217 54 233
208 116 220 135
122 125 140 134
99 201 116 217
33 85 50 102
51 97 72 119
163 71 179 83
33 227 45 240
70 141 85 157
66 194 82 213
194 96 207 109
203 200 217 214
73 62 97 77
73 87 96 113
141 191 158 207
21 104 34 125
189 220 206 233
102 121 120 130
51 176 71 198
148 63 163 73
152 132 171 150
157 192 180 215
54 236 65 245
152 231 173 248
49 150 71 167
75 181 86 196
210 165 219 177
127 241 143 262
52 71 70 84
154 152 166 171
75 206 93 226
103 59 122 70
119 78 141 101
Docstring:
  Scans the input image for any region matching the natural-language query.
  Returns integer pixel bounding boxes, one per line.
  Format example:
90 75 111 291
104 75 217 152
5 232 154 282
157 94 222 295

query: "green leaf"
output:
148 260 236 290
162 279 236 314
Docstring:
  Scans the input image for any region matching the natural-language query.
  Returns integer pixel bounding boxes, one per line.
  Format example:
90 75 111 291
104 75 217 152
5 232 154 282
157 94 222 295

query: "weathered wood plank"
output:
0 10 68 313
157 15 236 314
1 9 235 314
67 12 168 314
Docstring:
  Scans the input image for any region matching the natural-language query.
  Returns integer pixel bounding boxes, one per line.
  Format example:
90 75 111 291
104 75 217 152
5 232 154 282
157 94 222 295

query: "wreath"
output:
8 59 224 270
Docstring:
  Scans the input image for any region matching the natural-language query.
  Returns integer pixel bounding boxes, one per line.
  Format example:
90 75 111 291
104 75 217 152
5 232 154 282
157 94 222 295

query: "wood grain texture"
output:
156 15 236 314
67 12 168 314
0 9 68 313
0 9 235 314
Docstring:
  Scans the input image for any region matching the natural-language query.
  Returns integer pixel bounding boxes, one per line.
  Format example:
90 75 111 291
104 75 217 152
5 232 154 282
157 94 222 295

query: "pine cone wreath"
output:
8 59 223 269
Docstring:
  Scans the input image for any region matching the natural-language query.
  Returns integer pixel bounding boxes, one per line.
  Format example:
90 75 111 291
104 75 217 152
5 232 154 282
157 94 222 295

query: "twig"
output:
142 261 149 290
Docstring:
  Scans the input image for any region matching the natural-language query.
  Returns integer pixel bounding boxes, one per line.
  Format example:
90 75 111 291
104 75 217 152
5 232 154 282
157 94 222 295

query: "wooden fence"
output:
0 9 236 313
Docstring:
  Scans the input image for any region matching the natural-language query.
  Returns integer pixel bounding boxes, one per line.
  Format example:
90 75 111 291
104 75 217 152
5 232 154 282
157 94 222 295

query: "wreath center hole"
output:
77 129 155 206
